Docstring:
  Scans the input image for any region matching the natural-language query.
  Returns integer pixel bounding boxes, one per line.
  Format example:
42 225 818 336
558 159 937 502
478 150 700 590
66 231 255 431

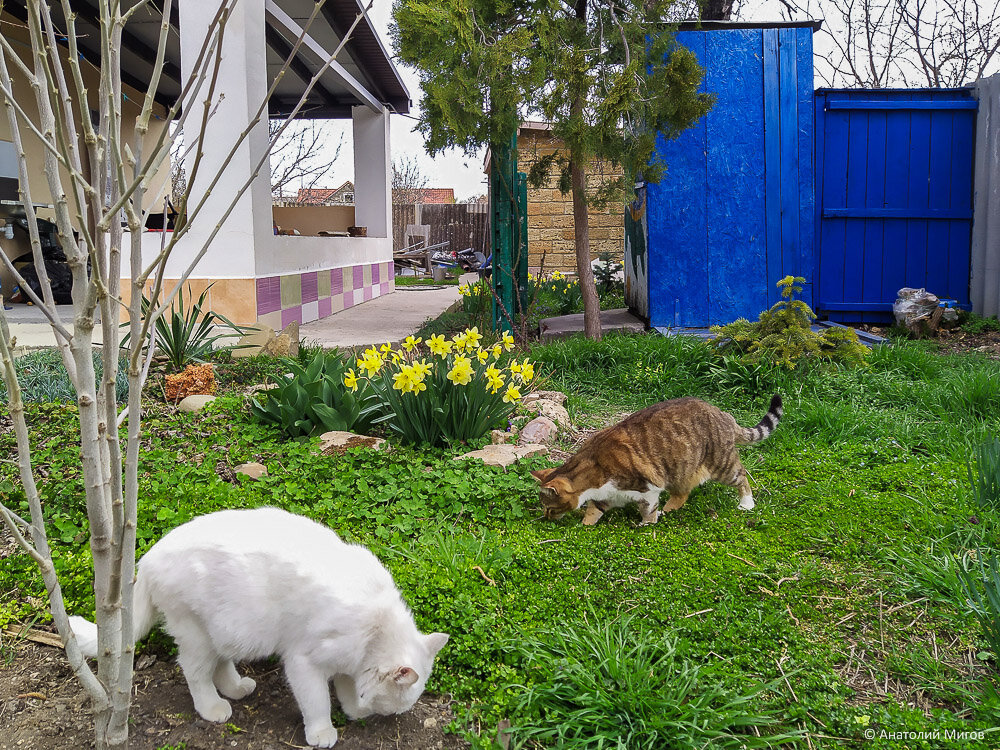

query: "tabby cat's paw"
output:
737 495 755 511
305 724 339 747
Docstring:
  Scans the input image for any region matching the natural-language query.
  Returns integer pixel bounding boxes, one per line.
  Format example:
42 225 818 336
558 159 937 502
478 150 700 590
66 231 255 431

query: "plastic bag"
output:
893 287 939 327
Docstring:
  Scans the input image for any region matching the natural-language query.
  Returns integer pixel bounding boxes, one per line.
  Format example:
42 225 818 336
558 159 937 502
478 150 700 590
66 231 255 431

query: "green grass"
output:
3 331 1000 747
0 349 129 404
394 275 461 287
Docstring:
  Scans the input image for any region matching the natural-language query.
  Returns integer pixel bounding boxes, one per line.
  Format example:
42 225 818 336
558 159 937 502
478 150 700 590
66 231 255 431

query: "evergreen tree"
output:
393 0 712 339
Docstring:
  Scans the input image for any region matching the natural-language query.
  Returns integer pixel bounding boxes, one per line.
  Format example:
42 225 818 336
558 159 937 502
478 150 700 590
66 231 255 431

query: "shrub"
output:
0 349 128 404
356 329 535 447
504 617 797 749
593 251 624 297
249 349 381 437
711 276 869 369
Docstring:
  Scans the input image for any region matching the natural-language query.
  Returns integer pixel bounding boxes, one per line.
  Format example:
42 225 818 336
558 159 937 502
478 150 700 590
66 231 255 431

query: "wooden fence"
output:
392 202 490 257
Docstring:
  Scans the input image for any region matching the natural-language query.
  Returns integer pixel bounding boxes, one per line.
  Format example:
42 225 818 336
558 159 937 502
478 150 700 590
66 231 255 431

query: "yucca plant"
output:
249 349 382 438
123 284 247 371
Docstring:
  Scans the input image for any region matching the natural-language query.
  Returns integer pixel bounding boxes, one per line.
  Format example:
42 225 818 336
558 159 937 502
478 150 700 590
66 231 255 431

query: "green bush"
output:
249 348 381 437
504 617 797 749
711 276 869 369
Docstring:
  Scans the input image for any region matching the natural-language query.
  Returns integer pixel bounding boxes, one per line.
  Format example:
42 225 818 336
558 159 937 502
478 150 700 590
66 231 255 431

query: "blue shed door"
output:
646 26 815 328
815 89 977 322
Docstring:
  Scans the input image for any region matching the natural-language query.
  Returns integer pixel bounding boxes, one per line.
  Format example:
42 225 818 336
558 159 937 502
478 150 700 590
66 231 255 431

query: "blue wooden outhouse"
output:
626 21 819 327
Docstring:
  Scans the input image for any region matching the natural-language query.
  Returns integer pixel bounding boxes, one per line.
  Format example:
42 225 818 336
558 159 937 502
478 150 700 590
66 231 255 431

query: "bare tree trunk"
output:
569 157 601 340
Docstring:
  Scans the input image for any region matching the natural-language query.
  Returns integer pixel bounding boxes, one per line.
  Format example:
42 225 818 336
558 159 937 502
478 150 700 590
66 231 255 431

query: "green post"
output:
490 133 520 332
515 171 529 314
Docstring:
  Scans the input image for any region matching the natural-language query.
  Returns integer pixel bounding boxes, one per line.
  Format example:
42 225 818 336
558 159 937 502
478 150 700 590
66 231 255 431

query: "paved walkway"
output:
2 280 464 353
300 281 463 350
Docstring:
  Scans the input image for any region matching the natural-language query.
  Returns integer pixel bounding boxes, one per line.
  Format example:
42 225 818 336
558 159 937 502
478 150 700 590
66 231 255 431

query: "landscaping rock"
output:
262 332 292 357
232 324 275 359
455 443 548 467
523 390 567 406
235 462 268 479
318 430 386 454
525 398 571 428
176 394 216 412
518 416 558 445
491 429 517 445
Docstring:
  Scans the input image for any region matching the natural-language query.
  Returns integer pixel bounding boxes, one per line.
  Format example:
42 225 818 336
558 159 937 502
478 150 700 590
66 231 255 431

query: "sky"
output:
313 0 489 202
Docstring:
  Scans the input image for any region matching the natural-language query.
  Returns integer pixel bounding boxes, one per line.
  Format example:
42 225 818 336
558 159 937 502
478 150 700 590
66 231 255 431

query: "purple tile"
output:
281 307 303 328
256 276 281 315
343 290 354 308
301 271 318 304
353 266 364 289
331 268 343 295
318 297 332 318
363 286 373 302
380 281 392 296
372 263 381 284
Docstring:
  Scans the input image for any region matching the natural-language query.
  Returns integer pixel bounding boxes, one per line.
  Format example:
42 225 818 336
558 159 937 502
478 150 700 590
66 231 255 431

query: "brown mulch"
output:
859 324 1000 359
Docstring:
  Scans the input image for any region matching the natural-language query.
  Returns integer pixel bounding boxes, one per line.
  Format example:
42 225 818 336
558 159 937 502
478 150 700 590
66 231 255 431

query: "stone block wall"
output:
517 128 625 273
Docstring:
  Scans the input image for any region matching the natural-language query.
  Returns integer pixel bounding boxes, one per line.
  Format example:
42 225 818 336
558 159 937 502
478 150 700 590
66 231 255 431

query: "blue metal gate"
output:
815 89 977 322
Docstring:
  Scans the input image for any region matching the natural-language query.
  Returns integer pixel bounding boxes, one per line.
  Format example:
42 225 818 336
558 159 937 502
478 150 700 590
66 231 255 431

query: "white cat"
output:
69 507 449 748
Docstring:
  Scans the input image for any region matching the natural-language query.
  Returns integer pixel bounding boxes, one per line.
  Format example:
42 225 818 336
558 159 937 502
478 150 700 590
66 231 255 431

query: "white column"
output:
352 105 391 239
174 0 273 278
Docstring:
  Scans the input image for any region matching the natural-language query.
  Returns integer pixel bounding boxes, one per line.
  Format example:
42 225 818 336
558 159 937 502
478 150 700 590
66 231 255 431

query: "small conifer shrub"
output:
710 276 869 369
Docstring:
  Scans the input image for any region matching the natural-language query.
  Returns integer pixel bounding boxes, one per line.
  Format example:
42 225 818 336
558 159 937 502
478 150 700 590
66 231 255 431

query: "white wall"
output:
972 74 1000 317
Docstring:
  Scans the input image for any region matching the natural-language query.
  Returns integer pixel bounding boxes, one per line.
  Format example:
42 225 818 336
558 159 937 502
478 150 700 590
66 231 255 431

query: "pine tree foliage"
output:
392 1 713 207
711 276 870 369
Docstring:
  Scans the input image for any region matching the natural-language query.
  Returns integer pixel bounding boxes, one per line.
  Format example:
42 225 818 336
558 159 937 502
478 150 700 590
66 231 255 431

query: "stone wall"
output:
518 129 625 273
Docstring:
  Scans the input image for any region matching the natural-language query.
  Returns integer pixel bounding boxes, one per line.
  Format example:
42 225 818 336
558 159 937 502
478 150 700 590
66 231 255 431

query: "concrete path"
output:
300 281 463 350
3 278 464 354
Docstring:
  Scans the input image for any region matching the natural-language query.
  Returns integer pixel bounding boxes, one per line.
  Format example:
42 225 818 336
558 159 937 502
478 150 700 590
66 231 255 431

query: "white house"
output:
0 0 408 327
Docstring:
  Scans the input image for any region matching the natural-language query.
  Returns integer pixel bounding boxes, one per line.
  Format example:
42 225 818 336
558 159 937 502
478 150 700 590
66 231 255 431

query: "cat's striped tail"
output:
67 568 156 658
737 394 783 444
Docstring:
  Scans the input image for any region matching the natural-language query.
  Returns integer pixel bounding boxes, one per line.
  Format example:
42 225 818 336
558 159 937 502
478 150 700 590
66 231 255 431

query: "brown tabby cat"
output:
531 394 783 525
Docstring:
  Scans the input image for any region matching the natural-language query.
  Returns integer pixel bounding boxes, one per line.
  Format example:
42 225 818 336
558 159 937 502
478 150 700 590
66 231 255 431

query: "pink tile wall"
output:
257 262 394 325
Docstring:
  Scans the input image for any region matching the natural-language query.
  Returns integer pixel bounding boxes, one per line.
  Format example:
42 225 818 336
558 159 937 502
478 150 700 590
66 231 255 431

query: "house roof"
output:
421 189 455 204
296 182 354 203
1 0 410 118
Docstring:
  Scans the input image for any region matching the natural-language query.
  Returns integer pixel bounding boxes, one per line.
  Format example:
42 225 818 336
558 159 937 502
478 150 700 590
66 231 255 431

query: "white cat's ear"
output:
392 666 419 687
425 632 449 657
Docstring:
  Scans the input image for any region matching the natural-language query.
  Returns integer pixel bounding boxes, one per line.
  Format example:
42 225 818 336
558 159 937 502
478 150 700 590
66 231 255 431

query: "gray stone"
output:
280 321 300 357
491 429 517 445
318 430 386 454
176 395 216 413
235 462 268 479
455 443 549 467
518 416 559 445
522 390 567 406
539 308 644 342
525 399 571 428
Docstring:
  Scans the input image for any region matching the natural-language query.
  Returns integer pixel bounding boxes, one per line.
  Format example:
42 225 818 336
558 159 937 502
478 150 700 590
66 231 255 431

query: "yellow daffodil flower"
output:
492 344 502 359
343 369 359 391
503 385 522 404
402 335 422 352
412 359 432 378
502 331 515 351
453 331 469 351
427 333 453 357
477 349 490 364
357 350 384 376
510 360 523 375
447 355 473 385
380 341 393 353
519 360 535 382
465 326 483 349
